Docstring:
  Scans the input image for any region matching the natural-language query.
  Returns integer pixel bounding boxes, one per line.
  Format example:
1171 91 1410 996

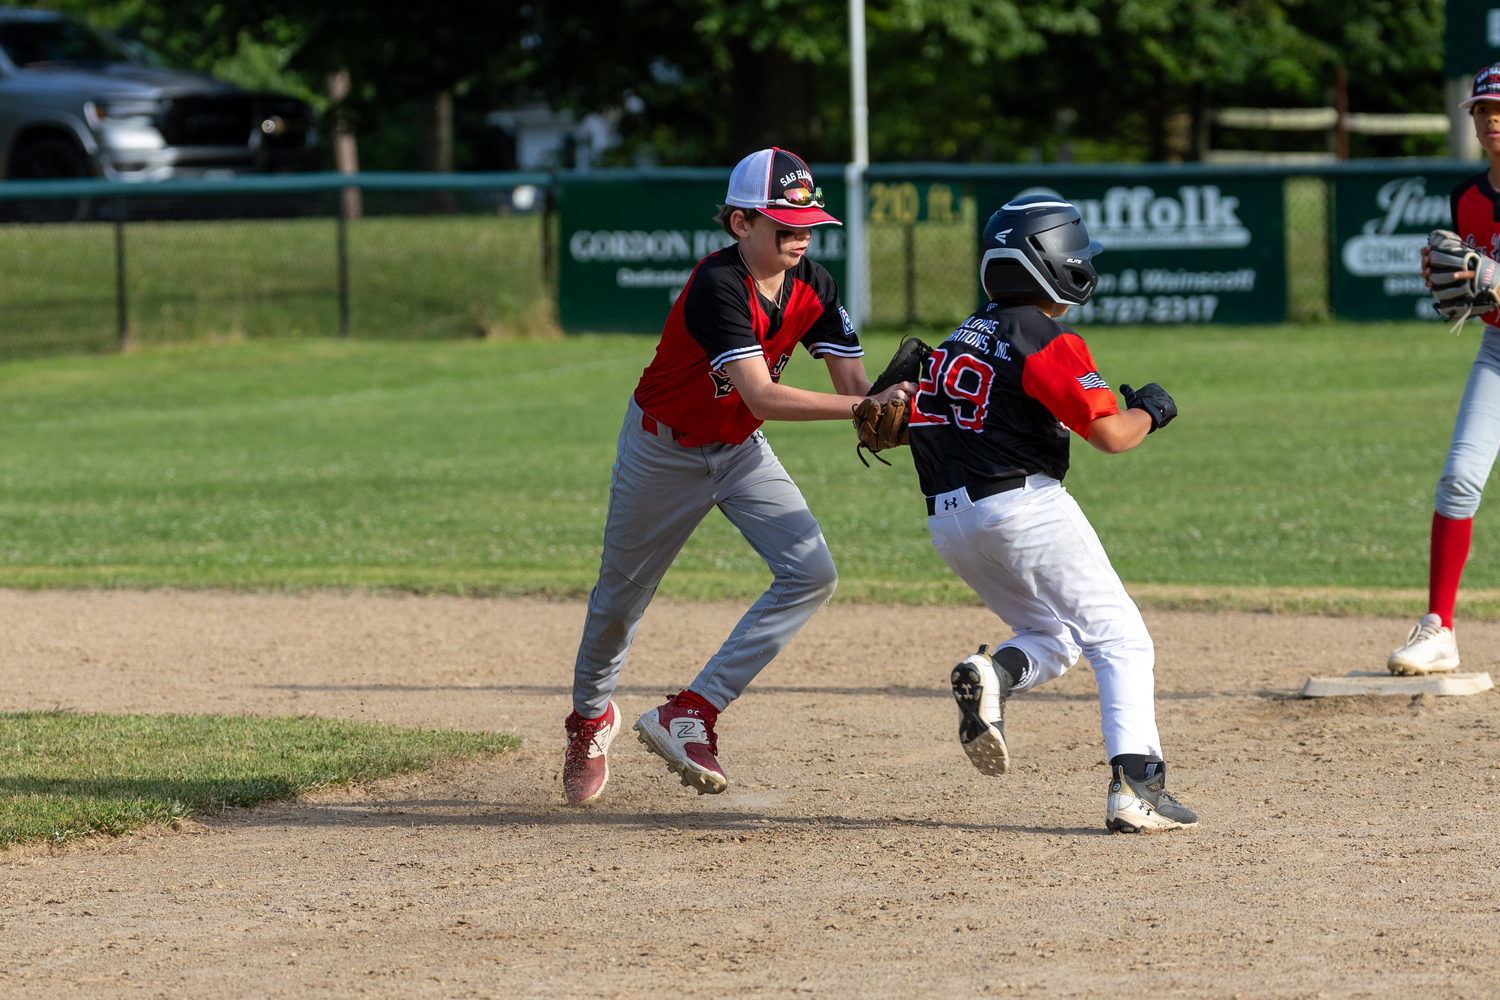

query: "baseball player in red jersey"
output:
907 194 1197 833
561 148 915 804
1394 65 1500 674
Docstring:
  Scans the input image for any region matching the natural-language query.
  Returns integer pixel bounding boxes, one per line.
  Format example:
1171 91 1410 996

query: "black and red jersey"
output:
1451 171 1500 328
908 301 1119 495
633 243 862 445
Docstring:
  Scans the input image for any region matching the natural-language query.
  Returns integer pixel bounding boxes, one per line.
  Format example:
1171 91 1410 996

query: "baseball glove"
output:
869 336 932 395
1428 229 1500 332
853 396 909 466
1121 383 1177 432
852 337 931 467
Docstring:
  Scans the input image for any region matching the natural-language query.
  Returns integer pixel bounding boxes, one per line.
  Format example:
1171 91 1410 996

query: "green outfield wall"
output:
0 160 1493 354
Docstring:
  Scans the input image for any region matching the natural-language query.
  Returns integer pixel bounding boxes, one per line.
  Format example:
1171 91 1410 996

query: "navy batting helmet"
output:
979 193 1103 306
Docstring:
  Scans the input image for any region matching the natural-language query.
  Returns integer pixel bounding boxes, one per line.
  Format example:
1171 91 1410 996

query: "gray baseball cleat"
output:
950 644 1016 776
1105 762 1198 833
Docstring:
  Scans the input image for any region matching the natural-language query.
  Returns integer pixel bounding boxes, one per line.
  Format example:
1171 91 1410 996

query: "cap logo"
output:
1470 63 1500 101
994 228 1012 245
778 168 811 188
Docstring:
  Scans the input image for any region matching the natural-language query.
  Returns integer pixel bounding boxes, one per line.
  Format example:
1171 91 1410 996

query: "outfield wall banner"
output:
1444 0 1500 77
1330 169 1481 322
974 176 1285 325
557 174 846 333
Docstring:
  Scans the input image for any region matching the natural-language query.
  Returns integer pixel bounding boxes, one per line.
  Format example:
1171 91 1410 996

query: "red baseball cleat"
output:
633 690 727 795
562 701 620 805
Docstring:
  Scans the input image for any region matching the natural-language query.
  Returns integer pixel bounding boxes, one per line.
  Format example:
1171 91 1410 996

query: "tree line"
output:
37 0 1446 168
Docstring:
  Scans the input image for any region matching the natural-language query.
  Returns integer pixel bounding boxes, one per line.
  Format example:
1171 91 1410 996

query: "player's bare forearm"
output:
823 354 873 397
724 357 911 421
1086 409 1152 453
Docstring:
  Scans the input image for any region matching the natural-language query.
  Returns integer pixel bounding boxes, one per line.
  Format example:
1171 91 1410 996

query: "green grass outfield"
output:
0 214 551 359
0 711 516 846
0 322 1492 616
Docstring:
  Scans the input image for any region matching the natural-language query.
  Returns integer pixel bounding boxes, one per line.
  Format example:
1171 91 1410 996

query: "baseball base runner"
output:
887 193 1198 833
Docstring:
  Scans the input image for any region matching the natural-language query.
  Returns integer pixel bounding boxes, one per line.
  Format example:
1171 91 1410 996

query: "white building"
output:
486 106 621 170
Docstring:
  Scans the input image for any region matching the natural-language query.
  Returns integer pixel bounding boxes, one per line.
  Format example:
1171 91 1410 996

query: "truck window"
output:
0 19 134 68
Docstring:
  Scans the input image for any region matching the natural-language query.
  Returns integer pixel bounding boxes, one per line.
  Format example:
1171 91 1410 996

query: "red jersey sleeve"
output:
1019 331 1119 437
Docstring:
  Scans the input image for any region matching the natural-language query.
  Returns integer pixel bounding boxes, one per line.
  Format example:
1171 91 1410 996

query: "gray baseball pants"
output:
571 397 838 718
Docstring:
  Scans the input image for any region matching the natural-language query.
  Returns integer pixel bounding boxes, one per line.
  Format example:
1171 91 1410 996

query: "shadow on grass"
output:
0 775 305 841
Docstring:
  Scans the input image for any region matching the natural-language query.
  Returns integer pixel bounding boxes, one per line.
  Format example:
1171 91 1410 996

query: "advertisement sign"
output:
557 173 846 333
1445 0 1500 78
1330 169 1480 321
975 175 1285 325
866 180 965 224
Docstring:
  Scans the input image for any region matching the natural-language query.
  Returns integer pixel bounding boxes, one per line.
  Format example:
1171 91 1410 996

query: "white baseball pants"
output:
926 476 1163 760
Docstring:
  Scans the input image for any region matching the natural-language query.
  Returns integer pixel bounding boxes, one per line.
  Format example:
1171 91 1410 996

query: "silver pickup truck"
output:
0 7 317 180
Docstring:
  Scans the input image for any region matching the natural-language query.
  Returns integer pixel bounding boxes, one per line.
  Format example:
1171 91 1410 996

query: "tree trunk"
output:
328 70 361 220
425 90 454 172
1190 82 1209 162
726 42 822 162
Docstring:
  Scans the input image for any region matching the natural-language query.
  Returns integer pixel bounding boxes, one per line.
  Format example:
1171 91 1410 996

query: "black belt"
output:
926 475 1026 515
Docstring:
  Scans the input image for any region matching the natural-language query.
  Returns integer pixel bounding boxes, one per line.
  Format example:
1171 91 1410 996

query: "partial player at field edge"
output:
1397 63 1500 676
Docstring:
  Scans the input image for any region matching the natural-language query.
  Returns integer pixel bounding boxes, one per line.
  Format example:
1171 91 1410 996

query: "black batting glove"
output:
1120 383 1176 433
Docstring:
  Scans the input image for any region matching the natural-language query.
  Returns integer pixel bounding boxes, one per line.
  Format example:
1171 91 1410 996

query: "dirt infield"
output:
1 589 1497 999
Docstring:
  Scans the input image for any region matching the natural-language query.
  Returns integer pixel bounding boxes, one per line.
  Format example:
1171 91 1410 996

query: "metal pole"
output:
844 0 870 331
337 194 350 337
1448 75 1481 159
114 202 128 349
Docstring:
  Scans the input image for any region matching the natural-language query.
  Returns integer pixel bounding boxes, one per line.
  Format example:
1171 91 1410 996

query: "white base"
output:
1301 671 1495 698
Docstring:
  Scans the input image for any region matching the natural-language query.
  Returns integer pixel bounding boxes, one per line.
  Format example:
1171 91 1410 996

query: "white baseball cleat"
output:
1105 763 1198 834
950 645 1013 776
1387 614 1460 675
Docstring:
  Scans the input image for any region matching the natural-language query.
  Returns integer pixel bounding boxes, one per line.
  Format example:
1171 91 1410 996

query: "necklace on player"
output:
755 274 786 306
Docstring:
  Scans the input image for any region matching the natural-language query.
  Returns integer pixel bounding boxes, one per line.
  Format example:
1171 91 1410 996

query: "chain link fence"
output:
0 163 1460 358
866 180 979 329
1284 176 1330 323
0 174 554 360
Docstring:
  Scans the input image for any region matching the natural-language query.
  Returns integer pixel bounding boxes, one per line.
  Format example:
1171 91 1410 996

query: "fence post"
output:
903 223 916 325
114 201 128 349
336 192 350 337
540 181 555 291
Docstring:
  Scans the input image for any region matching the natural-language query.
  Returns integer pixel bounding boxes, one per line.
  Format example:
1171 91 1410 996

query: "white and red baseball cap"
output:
725 147 841 228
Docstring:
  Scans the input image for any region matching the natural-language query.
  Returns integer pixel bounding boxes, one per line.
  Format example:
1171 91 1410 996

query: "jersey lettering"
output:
906 301 1120 496
942 354 996 431
909 348 951 426
769 352 792 380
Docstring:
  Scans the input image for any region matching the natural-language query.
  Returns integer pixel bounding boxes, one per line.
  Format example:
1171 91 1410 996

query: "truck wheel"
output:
8 135 95 222
10 135 93 179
